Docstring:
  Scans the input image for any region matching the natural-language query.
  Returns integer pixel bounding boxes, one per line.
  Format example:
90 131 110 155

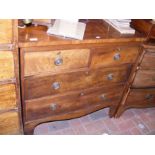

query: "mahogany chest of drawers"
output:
1 19 155 135
18 19 145 133
21 44 141 134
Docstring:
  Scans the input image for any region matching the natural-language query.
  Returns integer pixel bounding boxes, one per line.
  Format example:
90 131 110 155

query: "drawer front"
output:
125 88 155 107
0 20 12 44
0 51 15 81
91 46 140 69
132 69 155 88
24 49 90 76
0 84 16 111
25 85 124 121
0 111 20 134
24 65 131 100
141 52 155 69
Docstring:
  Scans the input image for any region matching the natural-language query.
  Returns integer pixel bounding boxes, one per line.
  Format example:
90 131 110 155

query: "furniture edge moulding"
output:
115 46 148 117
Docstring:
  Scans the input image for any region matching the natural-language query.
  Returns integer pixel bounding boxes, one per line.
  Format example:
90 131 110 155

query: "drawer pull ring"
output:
145 94 154 100
114 53 121 61
54 57 63 66
107 73 113 80
52 82 60 90
50 103 57 111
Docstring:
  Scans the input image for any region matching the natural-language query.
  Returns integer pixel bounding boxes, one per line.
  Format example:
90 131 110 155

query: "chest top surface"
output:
18 19 146 47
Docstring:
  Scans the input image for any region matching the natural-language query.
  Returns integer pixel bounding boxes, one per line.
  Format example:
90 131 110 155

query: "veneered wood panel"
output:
24 49 90 76
24 65 131 100
0 20 12 44
0 51 15 81
91 46 140 69
0 111 20 135
132 69 155 88
125 88 155 107
0 84 16 111
141 52 155 69
25 85 124 121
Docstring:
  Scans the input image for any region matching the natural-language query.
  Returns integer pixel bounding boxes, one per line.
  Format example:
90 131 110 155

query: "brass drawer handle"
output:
54 57 63 66
107 73 113 80
145 94 154 100
50 103 57 111
52 82 60 90
114 53 121 61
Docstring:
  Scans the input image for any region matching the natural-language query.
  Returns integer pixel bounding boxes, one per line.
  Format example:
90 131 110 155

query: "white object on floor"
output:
47 19 86 40
138 123 145 129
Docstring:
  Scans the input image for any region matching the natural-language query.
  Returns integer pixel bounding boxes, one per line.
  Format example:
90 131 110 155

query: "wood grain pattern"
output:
0 20 12 44
24 65 131 100
17 19 150 134
0 111 20 135
24 49 90 76
25 85 124 121
18 20 146 48
132 69 155 88
0 51 15 81
0 84 16 111
125 88 155 107
24 102 119 134
115 88 155 117
91 46 140 69
141 51 155 69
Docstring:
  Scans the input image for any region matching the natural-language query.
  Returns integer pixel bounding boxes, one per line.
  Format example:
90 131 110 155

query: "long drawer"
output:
24 65 131 100
132 69 155 88
0 20 13 44
125 88 155 108
0 51 15 81
24 48 90 76
25 85 124 121
0 111 20 135
91 46 140 69
0 84 16 111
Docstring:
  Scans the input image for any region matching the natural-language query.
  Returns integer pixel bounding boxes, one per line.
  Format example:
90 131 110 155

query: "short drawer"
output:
91 46 140 69
125 88 155 108
0 84 16 111
24 49 90 76
0 111 20 134
132 69 155 88
0 51 15 81
24 65 131 100
25 85 124 121
0 20 12 44
140 52 155 69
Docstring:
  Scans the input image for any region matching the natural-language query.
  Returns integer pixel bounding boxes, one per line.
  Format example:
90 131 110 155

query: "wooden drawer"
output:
91 46 140 69
0 20 13 44
0 51 15 81
132 69 155 88
24 65 131 100
0 84 16 111
0 111 20 134
24 49 90 76
25 85 124 121
141 52 155 69
125 88 155 108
